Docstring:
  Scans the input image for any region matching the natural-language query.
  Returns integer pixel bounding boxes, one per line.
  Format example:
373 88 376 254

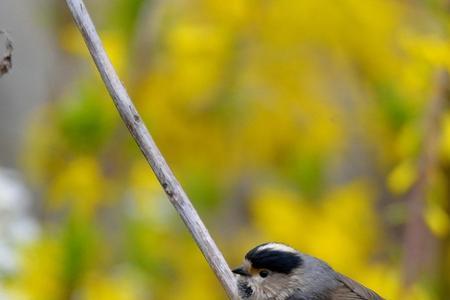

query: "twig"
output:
401 69 449 287
0 30 13 77
64 0 237 298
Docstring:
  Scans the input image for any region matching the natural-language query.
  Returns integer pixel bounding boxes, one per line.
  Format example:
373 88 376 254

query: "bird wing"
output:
331 273 384 300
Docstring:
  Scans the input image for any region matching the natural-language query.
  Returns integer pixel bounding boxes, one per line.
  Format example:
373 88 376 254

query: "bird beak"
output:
232 266 251 277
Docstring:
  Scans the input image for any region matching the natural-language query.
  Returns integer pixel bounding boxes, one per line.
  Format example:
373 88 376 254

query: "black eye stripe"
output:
245 246 302 274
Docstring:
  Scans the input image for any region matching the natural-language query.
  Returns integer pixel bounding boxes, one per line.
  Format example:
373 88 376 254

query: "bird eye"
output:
259 270 269 278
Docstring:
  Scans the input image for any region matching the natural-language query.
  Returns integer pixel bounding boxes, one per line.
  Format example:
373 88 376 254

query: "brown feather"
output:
331 273 384 300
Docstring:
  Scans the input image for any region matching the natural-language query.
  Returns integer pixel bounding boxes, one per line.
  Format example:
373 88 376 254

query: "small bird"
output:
233 243 384 300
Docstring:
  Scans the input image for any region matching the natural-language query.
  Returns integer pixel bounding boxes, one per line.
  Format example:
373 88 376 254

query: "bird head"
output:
232 243 304 299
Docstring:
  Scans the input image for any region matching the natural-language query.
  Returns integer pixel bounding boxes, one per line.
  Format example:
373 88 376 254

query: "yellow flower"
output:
49 156 106 216
250 182 378 276
80 273 143 300
12 240 63 300
425 202 450 238
440 112 450 163
387 160 417 195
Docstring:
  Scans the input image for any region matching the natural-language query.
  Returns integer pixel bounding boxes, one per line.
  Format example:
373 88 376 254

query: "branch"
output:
64 0 237 298
0 30 13 77
401 69 449 287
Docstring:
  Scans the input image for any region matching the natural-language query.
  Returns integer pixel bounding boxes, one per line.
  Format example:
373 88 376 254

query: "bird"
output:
232 242 384 300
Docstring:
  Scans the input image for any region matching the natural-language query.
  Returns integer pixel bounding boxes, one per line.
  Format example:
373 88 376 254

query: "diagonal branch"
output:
64 0 237 298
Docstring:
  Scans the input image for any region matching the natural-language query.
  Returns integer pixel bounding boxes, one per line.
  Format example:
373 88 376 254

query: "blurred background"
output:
0 0 449 299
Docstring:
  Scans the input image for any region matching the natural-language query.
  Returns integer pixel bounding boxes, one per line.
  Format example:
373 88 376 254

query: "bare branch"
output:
0 30 13 77
401 69 449 287
64 0 237 298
